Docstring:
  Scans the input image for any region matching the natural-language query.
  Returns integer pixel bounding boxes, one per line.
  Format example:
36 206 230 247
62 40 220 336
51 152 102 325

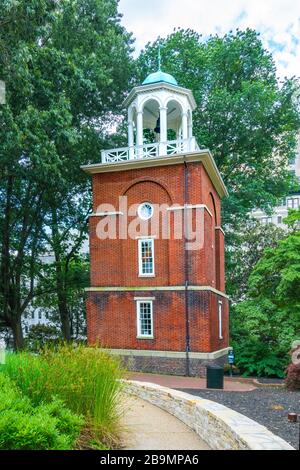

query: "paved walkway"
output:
120 396 210 450
128 372 256 391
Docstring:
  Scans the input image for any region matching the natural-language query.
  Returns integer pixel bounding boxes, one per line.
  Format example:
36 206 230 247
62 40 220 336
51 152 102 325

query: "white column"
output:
128 120 134 159
159 106 167 156
136 111 143 157
188 114 193 152
182 112 188 151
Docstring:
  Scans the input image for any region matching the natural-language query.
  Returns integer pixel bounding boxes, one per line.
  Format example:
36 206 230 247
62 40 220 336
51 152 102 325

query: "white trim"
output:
218 300 223 340
138 238 155 277
107 347 230 360
215 226 225 235
167 204 213 218
85 285 229 299
89 211 123 217
123 82 197 110
81 151 229 199
136 299 154 339
134 296 156 301
135 235 157 239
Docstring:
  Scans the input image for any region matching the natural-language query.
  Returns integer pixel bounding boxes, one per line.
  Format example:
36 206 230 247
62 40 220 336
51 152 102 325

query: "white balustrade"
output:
101 138 199 164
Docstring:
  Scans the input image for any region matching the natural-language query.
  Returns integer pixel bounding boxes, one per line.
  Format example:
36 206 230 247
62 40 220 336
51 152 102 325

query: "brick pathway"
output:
128 372 256 391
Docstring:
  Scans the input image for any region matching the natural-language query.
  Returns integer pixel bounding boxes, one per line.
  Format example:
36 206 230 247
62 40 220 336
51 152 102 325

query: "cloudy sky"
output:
119 0 300 79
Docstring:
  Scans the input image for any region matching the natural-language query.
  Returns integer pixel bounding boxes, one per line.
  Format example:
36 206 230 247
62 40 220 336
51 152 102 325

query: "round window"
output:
138 202 154 220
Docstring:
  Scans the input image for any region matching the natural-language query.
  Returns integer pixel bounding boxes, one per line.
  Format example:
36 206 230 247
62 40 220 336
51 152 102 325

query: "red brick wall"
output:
89 162 225 290
87 160 229 354
86 290 229 353
215 229 225 292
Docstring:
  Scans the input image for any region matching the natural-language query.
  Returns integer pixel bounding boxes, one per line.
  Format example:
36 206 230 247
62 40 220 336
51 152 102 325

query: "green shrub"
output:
232 339 288 378
25 324 61 352
3 344 124 448
0 374 83 450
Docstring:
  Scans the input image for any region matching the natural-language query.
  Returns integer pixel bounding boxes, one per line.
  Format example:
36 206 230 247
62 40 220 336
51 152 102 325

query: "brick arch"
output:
209 192 219 226
121 178 172 287
122 177 173 204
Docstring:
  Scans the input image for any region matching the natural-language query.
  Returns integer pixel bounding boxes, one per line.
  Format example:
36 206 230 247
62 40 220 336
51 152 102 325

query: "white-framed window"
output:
136 300 153 338
261 216 272 225
138 238 155 276
218 300 223 340
287 198 299 209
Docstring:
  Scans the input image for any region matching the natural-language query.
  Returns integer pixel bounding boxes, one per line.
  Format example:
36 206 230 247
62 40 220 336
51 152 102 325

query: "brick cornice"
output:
81 150 228 199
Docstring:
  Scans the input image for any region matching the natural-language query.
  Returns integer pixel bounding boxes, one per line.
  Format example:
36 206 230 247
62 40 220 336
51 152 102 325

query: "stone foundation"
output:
107 348 229 377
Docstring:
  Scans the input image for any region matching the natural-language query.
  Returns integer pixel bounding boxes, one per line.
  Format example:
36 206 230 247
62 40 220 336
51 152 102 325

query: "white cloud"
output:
119 0 300 79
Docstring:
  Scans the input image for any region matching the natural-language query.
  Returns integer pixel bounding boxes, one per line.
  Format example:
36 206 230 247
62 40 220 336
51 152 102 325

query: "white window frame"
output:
136 300 154 339
138 238 155 277
218 300 223 340
287 198 299 209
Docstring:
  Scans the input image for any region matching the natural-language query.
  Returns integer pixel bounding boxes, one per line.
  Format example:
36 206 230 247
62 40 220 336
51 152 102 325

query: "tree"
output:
34 256 89 340
0 0 133 348
232 208 300 376
135 29 300 229
226 219 285 302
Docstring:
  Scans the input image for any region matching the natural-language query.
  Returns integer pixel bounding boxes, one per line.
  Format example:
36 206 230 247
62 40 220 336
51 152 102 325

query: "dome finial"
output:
142 41 178 86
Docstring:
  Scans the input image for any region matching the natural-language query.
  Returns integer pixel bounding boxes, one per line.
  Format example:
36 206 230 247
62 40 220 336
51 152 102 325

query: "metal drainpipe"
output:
183 157 191 377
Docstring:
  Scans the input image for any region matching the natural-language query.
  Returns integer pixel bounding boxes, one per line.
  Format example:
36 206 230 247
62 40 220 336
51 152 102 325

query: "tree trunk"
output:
51 207 72 342
59 301 72 341
11 316 24 350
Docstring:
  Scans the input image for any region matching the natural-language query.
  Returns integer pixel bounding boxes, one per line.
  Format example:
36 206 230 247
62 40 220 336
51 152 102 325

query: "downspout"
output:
183 157 191 377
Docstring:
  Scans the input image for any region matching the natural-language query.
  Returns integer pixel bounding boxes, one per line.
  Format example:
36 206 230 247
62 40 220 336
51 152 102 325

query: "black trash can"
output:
206 364 224 389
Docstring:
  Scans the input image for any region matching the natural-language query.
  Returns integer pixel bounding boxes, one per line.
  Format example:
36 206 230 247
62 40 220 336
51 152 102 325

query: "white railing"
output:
101 137 199 164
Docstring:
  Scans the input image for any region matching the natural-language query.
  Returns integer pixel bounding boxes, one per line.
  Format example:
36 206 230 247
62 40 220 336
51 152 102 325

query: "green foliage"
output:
0 374 83 450
0 0 133 347
135 29 300 230
25 324 61 352
231 338 288 378
3 344 124 447
34 255 89 340
226 219 285 301
232 209 300 377
283 207 300 231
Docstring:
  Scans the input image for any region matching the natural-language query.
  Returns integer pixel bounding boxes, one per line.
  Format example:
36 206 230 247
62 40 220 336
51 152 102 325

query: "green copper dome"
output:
142 70 178 86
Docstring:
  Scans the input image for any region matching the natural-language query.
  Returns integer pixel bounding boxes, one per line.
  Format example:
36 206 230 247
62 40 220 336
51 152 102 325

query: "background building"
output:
252 136 300 227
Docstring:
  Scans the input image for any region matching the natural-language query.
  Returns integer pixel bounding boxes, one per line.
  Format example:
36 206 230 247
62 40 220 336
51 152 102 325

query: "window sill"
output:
136 336 154 340
138 274 155 278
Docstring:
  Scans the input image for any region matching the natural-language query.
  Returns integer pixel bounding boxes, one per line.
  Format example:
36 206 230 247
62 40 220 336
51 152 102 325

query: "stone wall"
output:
119 351 228 377
125 380 294 450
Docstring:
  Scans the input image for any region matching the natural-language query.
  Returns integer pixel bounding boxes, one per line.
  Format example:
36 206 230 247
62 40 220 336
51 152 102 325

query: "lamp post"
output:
228 349 235 377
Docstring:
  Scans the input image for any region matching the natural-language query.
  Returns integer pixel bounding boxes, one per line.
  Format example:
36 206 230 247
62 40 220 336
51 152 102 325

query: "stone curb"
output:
252 379 285 388
124 380 294 450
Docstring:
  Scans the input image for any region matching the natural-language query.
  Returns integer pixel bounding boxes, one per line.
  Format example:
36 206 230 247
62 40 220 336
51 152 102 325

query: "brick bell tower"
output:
82 62 230 376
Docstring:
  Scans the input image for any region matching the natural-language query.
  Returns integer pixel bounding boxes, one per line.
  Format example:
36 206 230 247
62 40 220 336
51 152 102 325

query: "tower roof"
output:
142 70 178 86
